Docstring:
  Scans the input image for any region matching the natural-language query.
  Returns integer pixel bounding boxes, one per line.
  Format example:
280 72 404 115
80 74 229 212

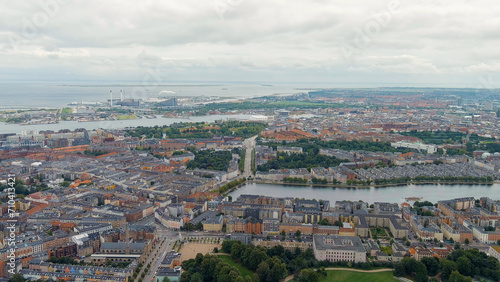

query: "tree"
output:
184 223 195 231
180 271 192 282
248 248 268 270
195 222 203 230
394 262 405 277
448 270 472 282
295 230 301 238
222 240 235 253
440 259 458 281
464 238 469 245
256 262 270 282
316 266 327 277
268 245 285 258
267 256 288 281
421 257 440 276
200 255 220 281
454 242 461 250
415 261 428 282
318 218 330 225
8 274 26 282
297 268 320 282
456 257 472 277
401 257 418 276
189 273 202 282
217 266 240 282
230 242 244 259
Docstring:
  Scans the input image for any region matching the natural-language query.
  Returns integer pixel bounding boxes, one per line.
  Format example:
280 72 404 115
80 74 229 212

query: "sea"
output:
0 81 308 109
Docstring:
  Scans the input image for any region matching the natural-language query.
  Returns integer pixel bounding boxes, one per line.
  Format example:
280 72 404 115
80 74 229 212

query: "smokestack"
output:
120 90 124 102
110 90 113 107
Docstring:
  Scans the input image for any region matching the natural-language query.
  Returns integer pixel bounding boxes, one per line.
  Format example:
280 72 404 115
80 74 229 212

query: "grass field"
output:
116 114 138 120
371 228 389 237
218 255 254 278
319 270 397 282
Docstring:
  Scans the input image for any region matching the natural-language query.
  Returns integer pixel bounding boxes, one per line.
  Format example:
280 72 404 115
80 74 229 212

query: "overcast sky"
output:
1 0 499 86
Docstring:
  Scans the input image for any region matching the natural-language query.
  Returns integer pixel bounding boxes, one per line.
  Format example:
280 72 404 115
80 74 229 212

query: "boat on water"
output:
405 197 423 202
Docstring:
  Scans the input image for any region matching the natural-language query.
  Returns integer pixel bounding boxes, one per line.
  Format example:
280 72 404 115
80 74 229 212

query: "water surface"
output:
229 183 499 203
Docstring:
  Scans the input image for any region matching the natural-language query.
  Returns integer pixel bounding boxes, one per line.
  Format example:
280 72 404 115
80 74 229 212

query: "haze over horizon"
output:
1 0 500 88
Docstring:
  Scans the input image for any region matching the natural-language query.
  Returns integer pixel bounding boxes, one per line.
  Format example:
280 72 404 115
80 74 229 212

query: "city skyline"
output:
2 2 500 281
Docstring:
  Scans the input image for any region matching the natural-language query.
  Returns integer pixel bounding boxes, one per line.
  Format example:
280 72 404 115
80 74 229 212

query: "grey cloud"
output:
0 0 499 84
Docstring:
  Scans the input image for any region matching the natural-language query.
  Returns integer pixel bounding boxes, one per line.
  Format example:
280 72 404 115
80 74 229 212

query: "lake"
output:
229 182 500 203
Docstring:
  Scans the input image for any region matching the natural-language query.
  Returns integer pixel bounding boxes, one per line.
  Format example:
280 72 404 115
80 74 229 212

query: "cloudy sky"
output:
1 0 499 86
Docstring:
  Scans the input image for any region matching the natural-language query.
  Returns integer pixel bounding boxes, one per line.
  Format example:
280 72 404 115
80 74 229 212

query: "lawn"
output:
371 228 389 238
319 270 397 282
218 255 254 278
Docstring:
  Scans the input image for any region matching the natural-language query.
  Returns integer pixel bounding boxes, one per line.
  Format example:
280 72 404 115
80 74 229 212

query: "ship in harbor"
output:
405 197 423 202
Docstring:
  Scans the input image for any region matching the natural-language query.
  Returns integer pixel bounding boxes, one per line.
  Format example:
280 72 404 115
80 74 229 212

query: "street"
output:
242 135 257 179
143 238 175 282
